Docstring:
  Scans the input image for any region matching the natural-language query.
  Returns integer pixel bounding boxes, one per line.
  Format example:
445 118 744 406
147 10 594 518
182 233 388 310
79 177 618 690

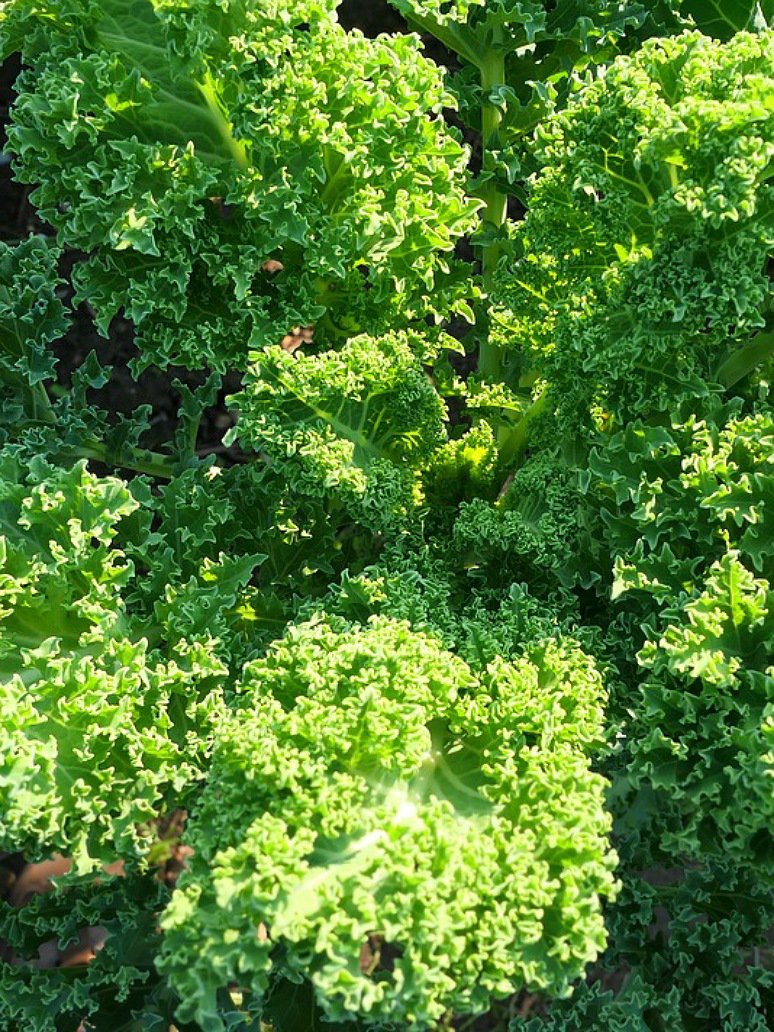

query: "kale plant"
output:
0 1 771 1029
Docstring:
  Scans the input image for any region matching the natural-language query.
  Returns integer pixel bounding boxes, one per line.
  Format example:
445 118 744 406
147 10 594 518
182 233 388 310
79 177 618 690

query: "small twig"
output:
496 471 515 502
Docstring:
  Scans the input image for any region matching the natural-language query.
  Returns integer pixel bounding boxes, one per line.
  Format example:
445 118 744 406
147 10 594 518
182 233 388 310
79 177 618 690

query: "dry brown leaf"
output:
8 854 71 907
280 324 314 353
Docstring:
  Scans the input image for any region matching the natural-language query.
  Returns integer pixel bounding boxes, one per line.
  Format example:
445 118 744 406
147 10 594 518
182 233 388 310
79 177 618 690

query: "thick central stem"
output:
478 46 508 381
196 73 250 171
76 438 178 479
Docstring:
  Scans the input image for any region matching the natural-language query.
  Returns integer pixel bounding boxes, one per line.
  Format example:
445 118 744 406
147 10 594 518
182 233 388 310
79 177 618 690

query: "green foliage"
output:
452 452 585 589
0 868 176 1032
0 2 771 1030
390 0 652 181
0 236 66 432
515 865 774 1031
118 462 351 662
0 453 226 864
159 617 616 1030
492 29 774 433
584 404 774 871
228 332 448 533
0 0 479 372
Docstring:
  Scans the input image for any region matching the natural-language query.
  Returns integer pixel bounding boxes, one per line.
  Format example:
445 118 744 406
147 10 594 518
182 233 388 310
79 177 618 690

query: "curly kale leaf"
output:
0 868 178 1032
1 0 479 372
452 452 586 590
516 863 774 1032
628 552 774 870
159 617 616 1030
585 404 774 870
390 0 655 194
493 30 774 433
228 332 448 533
0 237 67 435
0 452 137 651
0 454 225 863
587 404 774 596
120 460 375 662
388 2 649 76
